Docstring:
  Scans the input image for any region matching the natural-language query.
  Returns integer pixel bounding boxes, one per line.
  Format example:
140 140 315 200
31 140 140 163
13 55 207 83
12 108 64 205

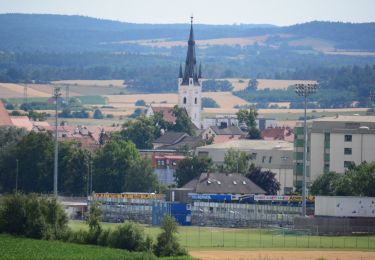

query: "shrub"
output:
153 216 187 257
0 194 68 240
97 228 111 246
108 221 149 251
135 99 146 106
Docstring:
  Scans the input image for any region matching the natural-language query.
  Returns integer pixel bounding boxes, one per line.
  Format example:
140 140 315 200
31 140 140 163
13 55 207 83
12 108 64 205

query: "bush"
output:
135 99 146 106
0 194 68 240
108 221 149 252
93 109 104 119
153 216 187 257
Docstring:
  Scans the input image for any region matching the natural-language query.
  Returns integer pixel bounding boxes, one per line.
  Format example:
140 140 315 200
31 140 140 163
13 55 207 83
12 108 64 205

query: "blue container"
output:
152 202 191 226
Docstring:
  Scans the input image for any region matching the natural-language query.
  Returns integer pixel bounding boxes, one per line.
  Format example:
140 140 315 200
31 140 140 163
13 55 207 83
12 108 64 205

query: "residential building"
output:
146 105 176 125
178 18 202 128
152 154 186 185
0 101 13 126
182 172 265 195
309 115 375 181
261 127 294 142
152 131 202 151
195 140 294 195
202 115 239 129
201 125 246 144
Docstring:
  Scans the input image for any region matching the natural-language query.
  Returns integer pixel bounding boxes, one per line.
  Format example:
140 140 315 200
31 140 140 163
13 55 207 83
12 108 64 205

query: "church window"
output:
194 97 197 104
183 97 187 104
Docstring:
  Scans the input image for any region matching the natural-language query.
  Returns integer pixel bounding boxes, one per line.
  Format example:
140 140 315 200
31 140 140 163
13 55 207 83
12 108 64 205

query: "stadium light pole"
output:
371 89 375 109
294 83 317 216
53 87 61 197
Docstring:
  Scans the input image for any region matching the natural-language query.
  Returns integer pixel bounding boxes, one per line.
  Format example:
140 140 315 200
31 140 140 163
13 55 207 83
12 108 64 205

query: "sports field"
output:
69 221 375 250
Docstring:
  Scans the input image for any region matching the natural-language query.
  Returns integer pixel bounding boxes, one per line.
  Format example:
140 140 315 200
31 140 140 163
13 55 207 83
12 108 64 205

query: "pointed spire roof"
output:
179 63 183 78
198 62 202 78
182 16 200 85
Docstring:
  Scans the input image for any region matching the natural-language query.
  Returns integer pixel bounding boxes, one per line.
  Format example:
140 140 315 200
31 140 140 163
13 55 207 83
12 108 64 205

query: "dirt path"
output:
190 250 375 260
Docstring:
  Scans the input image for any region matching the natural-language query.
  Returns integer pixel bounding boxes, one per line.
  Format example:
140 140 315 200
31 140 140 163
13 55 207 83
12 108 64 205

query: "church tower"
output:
178 16 202 128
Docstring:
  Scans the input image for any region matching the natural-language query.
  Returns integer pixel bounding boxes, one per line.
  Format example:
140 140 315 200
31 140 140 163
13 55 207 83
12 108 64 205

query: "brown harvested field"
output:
288 37 335 52
27 84 81 97
257 108 369 114
202 92 248 109
268 102 291 108
0 83 52 98
190 250 375 260
214 78 318 91
51 80 125 87
105 94 178 106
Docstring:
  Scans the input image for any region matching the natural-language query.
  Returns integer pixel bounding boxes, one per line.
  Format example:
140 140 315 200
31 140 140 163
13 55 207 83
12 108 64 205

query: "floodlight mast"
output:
294 83 317 216
53 87 61 197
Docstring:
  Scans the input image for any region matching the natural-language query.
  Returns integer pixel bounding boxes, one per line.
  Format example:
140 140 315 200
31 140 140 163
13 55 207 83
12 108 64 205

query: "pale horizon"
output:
0 0 374 26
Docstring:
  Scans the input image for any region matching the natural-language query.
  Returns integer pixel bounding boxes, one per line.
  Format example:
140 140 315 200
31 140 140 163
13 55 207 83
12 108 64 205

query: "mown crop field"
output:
69 221 375 250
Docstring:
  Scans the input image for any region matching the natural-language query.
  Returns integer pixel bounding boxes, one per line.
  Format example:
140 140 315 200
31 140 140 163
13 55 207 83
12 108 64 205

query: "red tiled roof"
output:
261 127 294 142
10 116 33 131
151 106 176 124
213 135 242 144
0 100 13 126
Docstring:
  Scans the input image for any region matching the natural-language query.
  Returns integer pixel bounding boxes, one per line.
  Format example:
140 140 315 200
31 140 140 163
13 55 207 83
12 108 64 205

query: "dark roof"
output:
0 101 13 126
181 18 200 86
183 172 265 195
211 126 246 136
153 131 187 145
158 135 202 150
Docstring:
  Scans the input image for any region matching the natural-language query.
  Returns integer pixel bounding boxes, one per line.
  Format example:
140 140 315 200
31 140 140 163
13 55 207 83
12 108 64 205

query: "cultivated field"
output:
52 79 125 87
105 93 177 106
0 83 52 98
222 78 318 91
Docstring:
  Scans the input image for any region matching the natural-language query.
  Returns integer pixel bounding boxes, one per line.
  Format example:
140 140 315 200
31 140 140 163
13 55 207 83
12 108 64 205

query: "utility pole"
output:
90 160 93 194
16 159 19 193
294 83 317 216
53 87 61 197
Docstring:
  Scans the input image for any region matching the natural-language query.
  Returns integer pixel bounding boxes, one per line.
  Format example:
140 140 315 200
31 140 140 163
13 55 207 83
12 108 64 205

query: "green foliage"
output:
223 149 252 174
87 201 102 233
93 139 139 192
129 107 145 118
153 216 187 257
309 172 341 196
246 167 280 195
121 115 160 149
93 109 104 119
28 110 49 121
202 80 233 92
171 105 195 136
59 108 89 118
236 108 260 139
0 194 68 240
201 97 220 108
108 221 150 252
174 156 212 187
135 99 146 106
311 162 375 197
247 78 258 90
123 158 159 192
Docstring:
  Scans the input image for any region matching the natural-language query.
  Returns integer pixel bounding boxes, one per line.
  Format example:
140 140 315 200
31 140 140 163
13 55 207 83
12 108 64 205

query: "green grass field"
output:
69 221 375 250
0 234 156 260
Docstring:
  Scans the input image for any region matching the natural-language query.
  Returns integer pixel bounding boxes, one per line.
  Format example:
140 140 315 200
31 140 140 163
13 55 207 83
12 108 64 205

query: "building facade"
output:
196 140 294 195
293 115 375 188
178 17 202 128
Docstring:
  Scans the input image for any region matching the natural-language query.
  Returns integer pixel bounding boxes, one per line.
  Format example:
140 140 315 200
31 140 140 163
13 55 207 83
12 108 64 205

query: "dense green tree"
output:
153 215 187 257
246 167 280 195
236 108 260 139
223 149 251 174
309 172 341 196
123 158 159 192
202 80 233 92
121 115 160 149
93 109 104 119
135 99 146 106
247 78 258 90
171 105 195 136
202 97 220 108
93 139 139 192
174 156 212 187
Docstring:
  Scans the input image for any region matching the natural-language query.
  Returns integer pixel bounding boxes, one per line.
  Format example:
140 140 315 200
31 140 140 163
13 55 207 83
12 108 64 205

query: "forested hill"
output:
1 13 375 51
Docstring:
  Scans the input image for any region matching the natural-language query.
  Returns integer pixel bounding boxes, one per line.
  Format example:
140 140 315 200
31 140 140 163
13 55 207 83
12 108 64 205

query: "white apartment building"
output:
309 115 375 181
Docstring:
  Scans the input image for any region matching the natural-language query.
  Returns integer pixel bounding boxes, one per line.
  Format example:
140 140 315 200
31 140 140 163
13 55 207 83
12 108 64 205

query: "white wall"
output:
310 133 325 181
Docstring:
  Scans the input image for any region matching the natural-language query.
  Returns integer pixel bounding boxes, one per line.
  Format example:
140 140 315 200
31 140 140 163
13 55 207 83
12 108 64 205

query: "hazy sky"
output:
1 0 374 26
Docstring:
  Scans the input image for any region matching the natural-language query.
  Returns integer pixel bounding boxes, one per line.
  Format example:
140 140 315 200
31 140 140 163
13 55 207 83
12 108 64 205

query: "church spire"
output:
182 16 199 85
198 62 202 78
178 63 183 78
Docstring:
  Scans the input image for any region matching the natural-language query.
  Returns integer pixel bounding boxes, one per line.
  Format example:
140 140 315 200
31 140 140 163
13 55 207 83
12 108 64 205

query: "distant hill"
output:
0 14 374 52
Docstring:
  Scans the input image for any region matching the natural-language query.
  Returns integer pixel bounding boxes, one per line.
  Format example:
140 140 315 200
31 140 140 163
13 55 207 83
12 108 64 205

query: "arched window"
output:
194 97 197 104
183 97 187 104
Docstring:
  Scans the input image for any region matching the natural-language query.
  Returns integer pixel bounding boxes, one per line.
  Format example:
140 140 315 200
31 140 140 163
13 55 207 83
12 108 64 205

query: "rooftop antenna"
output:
190 14 194 24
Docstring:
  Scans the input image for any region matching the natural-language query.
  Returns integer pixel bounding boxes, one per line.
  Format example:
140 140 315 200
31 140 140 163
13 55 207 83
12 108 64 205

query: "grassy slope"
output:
0 234 156 260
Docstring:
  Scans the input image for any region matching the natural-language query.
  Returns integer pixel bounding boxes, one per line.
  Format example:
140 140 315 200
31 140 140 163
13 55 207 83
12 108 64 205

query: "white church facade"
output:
178 17 202 129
